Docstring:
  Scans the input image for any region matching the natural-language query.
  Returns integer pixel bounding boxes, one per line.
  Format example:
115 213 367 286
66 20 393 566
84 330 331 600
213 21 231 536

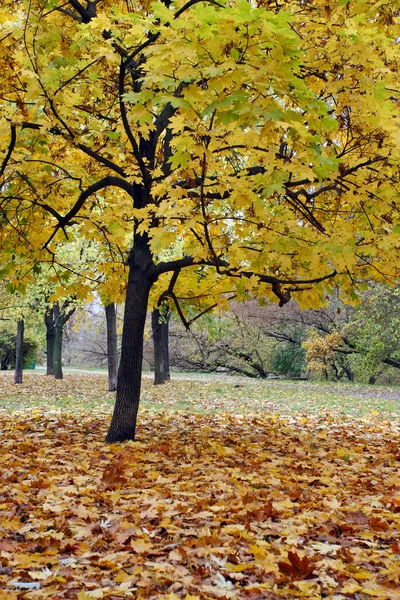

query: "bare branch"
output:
174 0 224 19
54 58 102 96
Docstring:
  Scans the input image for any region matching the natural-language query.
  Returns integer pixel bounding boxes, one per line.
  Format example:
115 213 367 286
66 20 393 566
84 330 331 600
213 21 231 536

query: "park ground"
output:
0 372 400 599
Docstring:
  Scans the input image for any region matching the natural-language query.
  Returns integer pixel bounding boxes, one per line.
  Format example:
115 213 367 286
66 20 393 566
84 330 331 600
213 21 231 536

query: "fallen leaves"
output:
0 373 400 598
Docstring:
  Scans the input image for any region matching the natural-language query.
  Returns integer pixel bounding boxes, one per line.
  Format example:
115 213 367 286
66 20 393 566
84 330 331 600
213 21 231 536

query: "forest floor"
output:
0 372 400 599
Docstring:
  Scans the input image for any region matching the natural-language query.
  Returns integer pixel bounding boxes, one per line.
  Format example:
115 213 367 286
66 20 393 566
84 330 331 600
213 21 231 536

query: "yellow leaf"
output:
317 430 328 438
77 590 104 599
226 562 254 572
293 581 320 596
114 571 135 583
111 489 121 506
130 538 153 553
341 581 362 594
280 427 291 435
77 593 96 600
209 442 235 456
336 448 350 458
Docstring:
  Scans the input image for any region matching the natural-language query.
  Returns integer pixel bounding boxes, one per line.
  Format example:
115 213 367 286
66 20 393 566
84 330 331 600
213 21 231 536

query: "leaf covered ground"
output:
1 373 400 599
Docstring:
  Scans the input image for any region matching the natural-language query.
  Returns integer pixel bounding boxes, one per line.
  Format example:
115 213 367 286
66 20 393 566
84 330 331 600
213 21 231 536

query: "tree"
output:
105 302 118 391
44 308 56 376
0 328 38 371
0 235 113 377
1 0 399 441
283 286 400 383
163 298 309 378
303 330 341 380
341 285 400 383
14 319 24 384
152 308 167 385
166 301 275 377
44 301 76 378
270 343 306 379
52 301 76 379
0 282 42 373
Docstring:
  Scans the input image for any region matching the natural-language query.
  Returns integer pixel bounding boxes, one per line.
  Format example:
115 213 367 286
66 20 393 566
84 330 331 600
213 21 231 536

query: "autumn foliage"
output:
1 0 400 441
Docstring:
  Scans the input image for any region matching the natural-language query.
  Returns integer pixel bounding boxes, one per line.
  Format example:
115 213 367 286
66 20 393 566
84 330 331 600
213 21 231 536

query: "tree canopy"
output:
1 0 399 440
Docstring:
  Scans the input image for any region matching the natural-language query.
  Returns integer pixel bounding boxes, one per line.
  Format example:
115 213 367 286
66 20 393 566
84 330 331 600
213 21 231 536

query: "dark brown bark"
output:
105 241 156 442
53 303 63 380
14 319 24 384
152 309 165 385
162 311 170 381
105 302 118 392
45 303 75 379
45 308 55 375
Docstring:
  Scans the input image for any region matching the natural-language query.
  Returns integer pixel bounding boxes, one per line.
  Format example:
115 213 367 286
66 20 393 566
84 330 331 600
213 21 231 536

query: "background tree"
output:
14 319 24 384
52 301 76 379
303 330 341 381
339 285 400 383
0 283 42 372
0 328 38 371
152 307 168 385
105 302 118 391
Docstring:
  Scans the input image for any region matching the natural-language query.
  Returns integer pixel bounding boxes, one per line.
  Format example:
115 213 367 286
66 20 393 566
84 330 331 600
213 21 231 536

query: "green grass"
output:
144 377 400 419
0 371 399 419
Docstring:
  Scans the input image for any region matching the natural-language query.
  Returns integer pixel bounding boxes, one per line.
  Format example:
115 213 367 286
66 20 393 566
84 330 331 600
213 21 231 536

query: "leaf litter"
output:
0 373 400 599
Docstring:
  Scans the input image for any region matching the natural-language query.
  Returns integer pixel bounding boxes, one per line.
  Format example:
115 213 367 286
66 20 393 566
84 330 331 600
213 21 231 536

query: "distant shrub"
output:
270 343 306 378
0 330 38 370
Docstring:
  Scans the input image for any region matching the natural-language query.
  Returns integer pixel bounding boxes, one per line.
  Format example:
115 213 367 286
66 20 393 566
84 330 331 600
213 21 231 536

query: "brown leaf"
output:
369 516 389 531
345 509 369 525
100 461 127 490
278 550 316 580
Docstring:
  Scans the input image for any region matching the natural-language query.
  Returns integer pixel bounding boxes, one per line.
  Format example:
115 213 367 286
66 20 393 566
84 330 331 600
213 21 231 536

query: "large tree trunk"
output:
45 308 55 376
105 302 118 392
152 309 165 385
14 319 24 384
106 243 155 442
162 311 170 381
53 303 63 380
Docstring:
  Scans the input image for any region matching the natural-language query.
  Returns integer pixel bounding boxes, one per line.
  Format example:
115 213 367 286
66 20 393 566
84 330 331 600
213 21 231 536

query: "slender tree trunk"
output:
162 311 170 381
344 364 354 382
14 319 24 384
53 303 63 380
1 352 11 370
152 309 165 385
105 302 118 392
106 243 155 442
45 308 55 376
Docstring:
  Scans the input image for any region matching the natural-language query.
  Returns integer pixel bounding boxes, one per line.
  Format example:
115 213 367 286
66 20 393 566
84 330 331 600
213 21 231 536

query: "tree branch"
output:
77 143 127 176
174 0 224 19
118 61 149 185
20 121 127 177
67 0 92 23
0 124 17 178
42 176 134 248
